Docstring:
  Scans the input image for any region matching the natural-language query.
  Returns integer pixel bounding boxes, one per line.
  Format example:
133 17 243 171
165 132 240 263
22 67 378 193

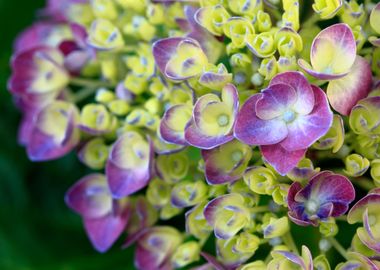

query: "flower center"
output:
217 114 229 127
368 214 377 226
283 110 296 123
232 150 243 162
305 199 319 215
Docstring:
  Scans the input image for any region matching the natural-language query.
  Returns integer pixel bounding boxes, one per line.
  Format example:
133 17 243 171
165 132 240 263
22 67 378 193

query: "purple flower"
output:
105 132 153 198
8 46 69 109
234 71 333 175
26 101 81 161
347 188 380 253
201 140 252 185
184 84 239 149
65 173 130 252
134 226 183 270
287 171 355 226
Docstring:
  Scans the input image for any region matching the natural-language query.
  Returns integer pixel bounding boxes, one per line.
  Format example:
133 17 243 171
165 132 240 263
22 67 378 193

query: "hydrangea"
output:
8 0 380 269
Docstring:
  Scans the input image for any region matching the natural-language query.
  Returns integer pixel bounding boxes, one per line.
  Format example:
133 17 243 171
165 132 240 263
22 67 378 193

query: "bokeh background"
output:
0 1 134 269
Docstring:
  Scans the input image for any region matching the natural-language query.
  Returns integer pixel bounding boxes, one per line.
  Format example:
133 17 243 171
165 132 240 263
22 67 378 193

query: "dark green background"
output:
0 1 134 269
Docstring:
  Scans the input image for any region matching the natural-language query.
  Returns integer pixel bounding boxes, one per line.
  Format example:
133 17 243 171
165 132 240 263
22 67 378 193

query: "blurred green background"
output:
0 1 134 269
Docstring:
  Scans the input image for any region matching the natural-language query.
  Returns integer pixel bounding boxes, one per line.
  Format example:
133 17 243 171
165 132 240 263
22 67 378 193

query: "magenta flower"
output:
184 84 239 149
26 101 81 161
347 188 380 253
106 132 153 198
59 23 94 74
8 46 69 109
134 226 182 270
234 71 333 175
287 171 355 226
65 174 130 252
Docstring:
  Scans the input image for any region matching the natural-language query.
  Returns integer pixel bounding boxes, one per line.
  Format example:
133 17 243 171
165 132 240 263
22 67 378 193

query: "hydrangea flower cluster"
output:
8 0 380 269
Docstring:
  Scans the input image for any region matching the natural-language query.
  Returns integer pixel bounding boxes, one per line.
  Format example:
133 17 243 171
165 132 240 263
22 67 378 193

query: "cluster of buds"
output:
8 0 380 269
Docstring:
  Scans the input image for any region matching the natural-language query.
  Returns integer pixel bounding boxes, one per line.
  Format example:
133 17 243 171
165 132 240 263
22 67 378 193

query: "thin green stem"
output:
351 177 375 191
327 237 348 260
70 77 114 89
72 87 98 103
251 205 270 214
282 231 299 255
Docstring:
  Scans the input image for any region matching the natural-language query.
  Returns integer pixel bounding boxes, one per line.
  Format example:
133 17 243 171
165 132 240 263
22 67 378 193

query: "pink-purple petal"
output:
269 71 315 115
261 144 306 176
152 37 185 75
234 94 288 146
280 85 333 151
83 205 130 253
327 56 372 115
255 83 297 120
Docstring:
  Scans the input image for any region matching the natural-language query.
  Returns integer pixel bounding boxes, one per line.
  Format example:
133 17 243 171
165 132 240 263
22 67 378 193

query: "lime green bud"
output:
319 218 338 237
208 184 228 198
195 4 230 36
88 19 124 50
277 56 297 73
200 0 221 7
275 27 303 57
160 203 182 220
144 97 161 115
172 241 200 268
271 184 290 206
313 255 331 270
314 114 345 153
258 56 278 80
169 85 193 106
125 108 150 126
251 73 264 87
217 235 256 266
100 58 119 82
370 159 380 186
80 103 115 134
115 0 145 12
91 0 118 20
344 153 370 177
351 233 377 257
254 11 272 33
156 152 189 184
262 217 290 239
108 99 130 116
95 88 116 103
149 77 169 101
146 4 165 25
313 0 342 20
186 201 213 240
246 32 276 58
244 166 277 195
235 232 261 253
127 196 158 235
146 178 172 208
228 0 263 17
354 134 380 160
67 3 94 26
223 17 255 48
78 138 109 169
340 1 365 27
171 180 208 208
287 158 320 182
352 26 366 51
124 73 147 95
238 261 267 270
229 180 260 208
349 99 380 135
282 0 300 31
230 53 252 68
123 16 156 41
